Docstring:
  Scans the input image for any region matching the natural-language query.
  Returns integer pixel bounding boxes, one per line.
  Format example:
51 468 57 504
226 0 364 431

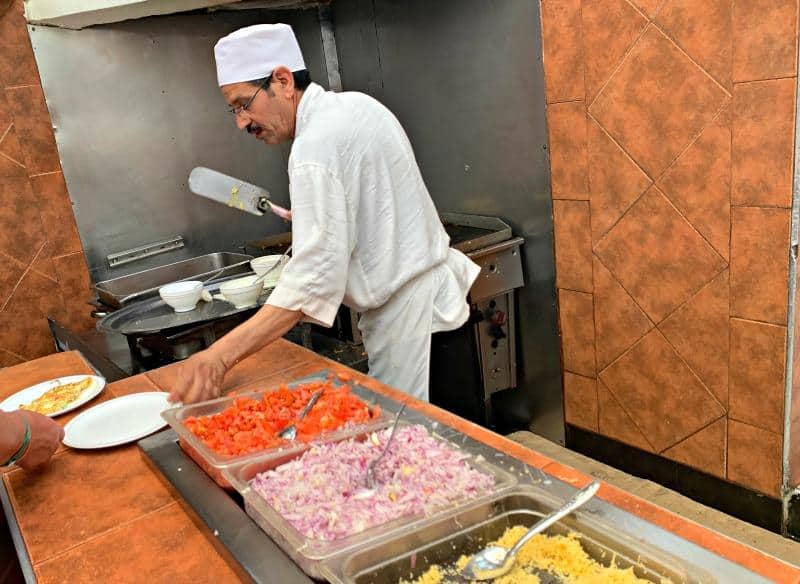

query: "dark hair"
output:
250 69 312 91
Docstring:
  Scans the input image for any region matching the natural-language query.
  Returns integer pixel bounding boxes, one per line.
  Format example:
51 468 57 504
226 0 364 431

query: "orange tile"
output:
663 417 726 479
727 419 782 497
582 0 648 101
563 372 598 431
0 2 40 86
590 27 729 177
599 330 724 451
593 256 653 370
52 252 95 334
8 268 66 322
30 173 83 257
0 175 45 265
730 207 790 325
108 374 163 397
658 107 731 260
553 200 592 292
597 379 654 451
0 348 24 368
30 242 58 282
594 187 726 323
630 0 662 17
0 151 25 179
5 86 61 175
658 270 729 407
0 125 26 170
4 447 175 563
558 290 596 377
733 0 798 82
587 118 652 243
540 0 584 102
656 0 732 90
548 101 588 200
0 251 25 309
0 305 57 360
729 318 786 434
34 502 242 584
732 79 795 207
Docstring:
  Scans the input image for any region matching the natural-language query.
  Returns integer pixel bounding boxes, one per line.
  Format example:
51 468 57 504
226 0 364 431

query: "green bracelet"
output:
3 420 31 467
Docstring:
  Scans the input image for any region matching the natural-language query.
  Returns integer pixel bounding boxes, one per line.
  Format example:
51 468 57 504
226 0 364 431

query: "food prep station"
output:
140 370 771 584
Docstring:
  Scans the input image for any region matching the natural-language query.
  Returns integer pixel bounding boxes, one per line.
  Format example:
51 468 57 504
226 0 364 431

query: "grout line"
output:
0 123 11 144
557 286 593 297
726 414 784 438
729 315 789 329
0 151 25 170
656 267 728 327
547 97 585 106
732 75 800 86
33 501 179 567
28 170 60 179
730 202 793 210
4 84 38 91
0 243 47 313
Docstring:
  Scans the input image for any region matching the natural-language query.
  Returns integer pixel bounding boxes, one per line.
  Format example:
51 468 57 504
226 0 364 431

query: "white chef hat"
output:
214 24 306 87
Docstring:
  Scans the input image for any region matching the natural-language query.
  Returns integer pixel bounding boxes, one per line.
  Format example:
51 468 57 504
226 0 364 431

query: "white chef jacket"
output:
267 83 480 399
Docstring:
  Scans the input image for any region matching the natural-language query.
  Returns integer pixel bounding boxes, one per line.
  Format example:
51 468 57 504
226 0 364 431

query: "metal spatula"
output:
188 167 291 221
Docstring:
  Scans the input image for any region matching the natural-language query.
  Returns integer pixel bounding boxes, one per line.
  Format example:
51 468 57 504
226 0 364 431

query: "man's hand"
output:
17 411 64 471
169 349 229 404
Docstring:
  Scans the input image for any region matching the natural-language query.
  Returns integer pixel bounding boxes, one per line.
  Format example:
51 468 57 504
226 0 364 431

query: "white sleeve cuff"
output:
266 277 340 328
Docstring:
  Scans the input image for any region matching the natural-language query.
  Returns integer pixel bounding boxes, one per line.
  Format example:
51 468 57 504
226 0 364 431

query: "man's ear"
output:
272 66 295 96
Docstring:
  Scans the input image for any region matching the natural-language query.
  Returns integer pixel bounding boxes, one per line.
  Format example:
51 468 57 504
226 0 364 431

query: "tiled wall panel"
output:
0 1 93 364
543 0 797 496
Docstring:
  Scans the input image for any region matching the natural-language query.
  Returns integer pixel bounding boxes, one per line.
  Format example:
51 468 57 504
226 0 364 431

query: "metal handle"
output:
91 310 108 319
297 389 323 420
507 481 601 558
366 403 407 486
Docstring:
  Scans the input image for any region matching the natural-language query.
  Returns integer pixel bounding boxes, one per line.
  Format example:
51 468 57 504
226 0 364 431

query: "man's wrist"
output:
2 418 31 467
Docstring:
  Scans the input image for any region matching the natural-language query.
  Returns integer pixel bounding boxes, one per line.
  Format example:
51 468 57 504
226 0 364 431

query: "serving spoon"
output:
461 481 601 580
277 387 323 441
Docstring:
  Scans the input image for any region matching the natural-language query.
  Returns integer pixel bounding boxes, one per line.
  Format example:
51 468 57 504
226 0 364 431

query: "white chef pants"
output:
358 249 480 401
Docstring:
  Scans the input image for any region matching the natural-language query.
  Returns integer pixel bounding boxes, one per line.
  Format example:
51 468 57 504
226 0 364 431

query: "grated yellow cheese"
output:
407 525 654 584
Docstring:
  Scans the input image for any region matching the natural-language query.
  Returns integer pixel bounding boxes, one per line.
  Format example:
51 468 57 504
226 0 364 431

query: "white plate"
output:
63 392 173 449
0 375 106 418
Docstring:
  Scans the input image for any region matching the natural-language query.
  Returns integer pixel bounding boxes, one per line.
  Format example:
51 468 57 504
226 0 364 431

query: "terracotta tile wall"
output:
542 0 798 497
0 0 94 366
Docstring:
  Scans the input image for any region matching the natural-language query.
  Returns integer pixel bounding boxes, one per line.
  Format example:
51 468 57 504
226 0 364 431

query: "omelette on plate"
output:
20 377 94 415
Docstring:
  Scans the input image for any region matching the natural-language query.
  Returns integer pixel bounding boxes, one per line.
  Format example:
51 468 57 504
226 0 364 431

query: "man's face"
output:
221 68 298 145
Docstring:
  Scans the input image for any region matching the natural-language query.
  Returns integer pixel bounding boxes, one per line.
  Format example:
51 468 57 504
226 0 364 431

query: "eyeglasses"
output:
228 75 272 116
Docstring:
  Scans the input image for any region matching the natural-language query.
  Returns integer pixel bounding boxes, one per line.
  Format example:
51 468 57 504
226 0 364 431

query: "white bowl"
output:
159 281 203 313
220 275 262 308
250 255 287 288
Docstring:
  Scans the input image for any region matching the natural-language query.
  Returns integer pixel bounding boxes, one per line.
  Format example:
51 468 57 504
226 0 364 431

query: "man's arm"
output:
0 411 64 471
0 411 26 463
169 304 303 404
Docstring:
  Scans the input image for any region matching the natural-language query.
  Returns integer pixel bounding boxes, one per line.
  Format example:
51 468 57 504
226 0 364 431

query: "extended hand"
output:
17 411 64 471
169 350 228 404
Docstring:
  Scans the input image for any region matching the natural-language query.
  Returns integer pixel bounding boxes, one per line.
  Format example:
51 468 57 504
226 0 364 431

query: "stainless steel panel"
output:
469 239 525 302
475 291 516 396
332 0 563 440
440 211 513 253
94 251 253 307
29 9 328 284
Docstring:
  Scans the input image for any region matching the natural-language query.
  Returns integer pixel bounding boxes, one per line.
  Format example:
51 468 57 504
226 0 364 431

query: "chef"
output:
170 23 479 404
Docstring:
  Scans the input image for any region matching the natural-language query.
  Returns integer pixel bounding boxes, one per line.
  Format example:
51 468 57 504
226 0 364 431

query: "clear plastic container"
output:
161 372 393 488
222 421 518 579
320 486 717 584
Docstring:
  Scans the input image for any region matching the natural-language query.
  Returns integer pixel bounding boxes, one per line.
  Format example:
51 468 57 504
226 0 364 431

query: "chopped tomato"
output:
183 380 380 457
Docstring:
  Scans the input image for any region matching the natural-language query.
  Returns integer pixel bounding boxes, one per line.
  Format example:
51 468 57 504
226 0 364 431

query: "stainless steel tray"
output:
94 252 253 308
96 275 270 336
321 486 719 583
440 212 513 253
